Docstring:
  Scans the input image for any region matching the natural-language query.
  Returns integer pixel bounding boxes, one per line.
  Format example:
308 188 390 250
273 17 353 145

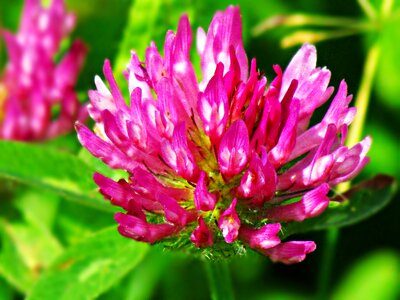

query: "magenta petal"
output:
329 136 372 185
237 154 265 198
323 80 354 125
250 79 281 153
281 44 317 97
289 80 355 160
198 63 229 144
199 6 248 86
268 99 299 168
295 68 332 131
280 44 334 133
194 172 217 211
172 15 192 67
93 172 131 209
127 51 153 100
237 152 277 203
190 217 214 248
218 120 250 179
54 40 87 88
75 122 137 172
239 223 281 249
260 241 316 264
161 123 199 181
1 0 86 141
266 183 330 222
103 59 126 109
260 158 278 201
145 42 165 89
302 124 337 186
157 194 197 226
218 198 241 243
169 15 199 113
93 172 161 216
115 213 178 244
130 167 190 200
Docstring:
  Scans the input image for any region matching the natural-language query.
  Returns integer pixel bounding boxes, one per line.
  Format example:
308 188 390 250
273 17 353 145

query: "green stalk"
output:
204 260 235 300
357 0 378 20
381 0 394 18
280 29 361 49
317 40 382 299
316 228 339 299
252 14 373 37
346 43 381 148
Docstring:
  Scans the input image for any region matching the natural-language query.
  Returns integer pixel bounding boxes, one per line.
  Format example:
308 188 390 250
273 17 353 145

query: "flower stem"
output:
204 260 235 300
357 0 378 20
381 0 394 17
346 42 381 148
252 14 373 37
316 228 339 299
281 29 362 49
317 38 381 300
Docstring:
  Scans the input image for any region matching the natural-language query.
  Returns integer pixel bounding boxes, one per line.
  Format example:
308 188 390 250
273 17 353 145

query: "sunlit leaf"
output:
332 250 400 300
254 291 308 300
101 249 174 300
78 148 127 182
364 122 400 177
0 141 113 212
282 175 397 238
67 0 131 90
55 201 115 246
113 0 166 79
27 227 149 300
0 190 63 293
375 10 400 110
0 277 14 300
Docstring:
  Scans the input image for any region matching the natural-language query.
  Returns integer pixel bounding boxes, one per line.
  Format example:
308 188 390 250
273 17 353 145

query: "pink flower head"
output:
0 0 87 141
77 6 371 263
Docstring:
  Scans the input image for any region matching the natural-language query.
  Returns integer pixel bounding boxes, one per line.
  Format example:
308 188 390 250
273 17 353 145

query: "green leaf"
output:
100 249 174 300
282 175 397 238
67 0 131 90
27 227 149 300
0 226 36 293
0 141 113 212
0 190 64 293
364 122 400 177
375 9 400 110
78 148 127 182
205 260 235 300
0 277 14 300
54 201 115 246
113 0 164 80
332 250 400 300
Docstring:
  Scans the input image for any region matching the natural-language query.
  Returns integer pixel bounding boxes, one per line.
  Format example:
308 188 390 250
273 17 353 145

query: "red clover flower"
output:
77 6 371 264
0 0 86 141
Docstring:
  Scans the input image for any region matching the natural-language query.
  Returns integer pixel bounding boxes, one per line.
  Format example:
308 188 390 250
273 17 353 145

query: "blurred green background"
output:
0 0 399 299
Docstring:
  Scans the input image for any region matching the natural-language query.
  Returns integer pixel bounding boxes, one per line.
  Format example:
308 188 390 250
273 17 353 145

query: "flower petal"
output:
218 198 241 243
239 223 281 249
115 213 178 244
260 241 316 264
218 120 250 179
266 183 330 222
194 172 218 211
191 217 214 248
